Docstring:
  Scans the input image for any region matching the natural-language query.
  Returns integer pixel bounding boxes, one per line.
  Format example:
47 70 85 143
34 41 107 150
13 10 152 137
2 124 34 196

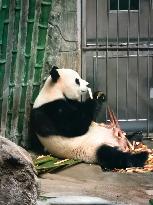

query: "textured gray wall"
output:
45 0 81 74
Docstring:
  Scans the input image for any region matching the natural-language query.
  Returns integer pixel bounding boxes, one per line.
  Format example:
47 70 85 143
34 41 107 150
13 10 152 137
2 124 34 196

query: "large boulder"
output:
0 136 38 205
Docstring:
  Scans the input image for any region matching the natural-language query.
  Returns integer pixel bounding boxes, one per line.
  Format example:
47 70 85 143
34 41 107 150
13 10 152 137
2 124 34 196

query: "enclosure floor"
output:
38 162 153 205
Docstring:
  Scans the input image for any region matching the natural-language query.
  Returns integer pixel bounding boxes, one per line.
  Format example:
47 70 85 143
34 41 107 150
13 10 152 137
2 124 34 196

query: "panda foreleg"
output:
96 145 148 170
84 92 107 123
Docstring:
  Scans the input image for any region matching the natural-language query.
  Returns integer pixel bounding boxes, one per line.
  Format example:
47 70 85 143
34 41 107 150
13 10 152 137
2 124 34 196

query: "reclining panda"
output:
30 66 148 170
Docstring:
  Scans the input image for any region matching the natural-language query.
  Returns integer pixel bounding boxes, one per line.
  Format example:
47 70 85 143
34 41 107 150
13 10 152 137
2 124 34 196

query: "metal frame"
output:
81 0 153 137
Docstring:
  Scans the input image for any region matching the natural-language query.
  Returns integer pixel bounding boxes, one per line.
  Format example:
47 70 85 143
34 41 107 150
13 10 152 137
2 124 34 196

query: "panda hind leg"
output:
96 145 148 170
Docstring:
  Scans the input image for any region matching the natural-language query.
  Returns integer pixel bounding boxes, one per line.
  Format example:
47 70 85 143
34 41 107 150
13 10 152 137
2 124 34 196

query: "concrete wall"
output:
45 0 81 74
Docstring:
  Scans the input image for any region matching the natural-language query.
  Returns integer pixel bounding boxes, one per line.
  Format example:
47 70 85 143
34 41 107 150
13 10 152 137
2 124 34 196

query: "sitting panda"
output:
30 66 148 170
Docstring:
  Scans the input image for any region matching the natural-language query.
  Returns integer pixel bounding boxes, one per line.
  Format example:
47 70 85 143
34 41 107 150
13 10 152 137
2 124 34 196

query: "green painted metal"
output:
0 0 52 145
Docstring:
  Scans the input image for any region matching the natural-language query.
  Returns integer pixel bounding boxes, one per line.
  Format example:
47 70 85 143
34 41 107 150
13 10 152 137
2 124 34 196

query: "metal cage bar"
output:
82 0 153 136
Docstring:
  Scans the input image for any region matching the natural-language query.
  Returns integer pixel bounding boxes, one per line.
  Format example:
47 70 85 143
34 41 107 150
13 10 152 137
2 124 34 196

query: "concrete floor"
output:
39 163 153 205
37 139 153 204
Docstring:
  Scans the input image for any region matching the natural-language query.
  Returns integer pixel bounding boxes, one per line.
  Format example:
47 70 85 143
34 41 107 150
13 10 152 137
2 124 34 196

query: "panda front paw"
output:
93 91 106 103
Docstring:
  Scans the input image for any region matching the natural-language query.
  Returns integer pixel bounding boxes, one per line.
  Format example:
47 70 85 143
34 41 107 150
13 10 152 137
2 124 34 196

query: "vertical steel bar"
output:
92 55 95 91
126 0 130 120
106 0 110 121
147 0 151 137
136 0 140 119
80 0 87 102
81 0 87 81
127 0 130 47
96 0 98 47
79 0 83 77
94 0 98 92
147 51 150 137
116 0 119 117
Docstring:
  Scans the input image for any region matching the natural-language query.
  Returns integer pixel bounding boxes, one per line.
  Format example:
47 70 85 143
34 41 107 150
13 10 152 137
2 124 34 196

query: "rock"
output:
0 136 38 205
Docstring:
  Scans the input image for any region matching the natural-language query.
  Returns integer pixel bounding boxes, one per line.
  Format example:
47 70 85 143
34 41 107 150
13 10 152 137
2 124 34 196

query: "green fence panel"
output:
0 0 52 146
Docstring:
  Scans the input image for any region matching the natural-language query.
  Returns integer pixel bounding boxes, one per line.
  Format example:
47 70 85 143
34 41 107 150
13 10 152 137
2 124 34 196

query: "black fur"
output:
96 145 148 170
75 78 80 85
50 66 60 82
93 92 107 122
30 98 98 137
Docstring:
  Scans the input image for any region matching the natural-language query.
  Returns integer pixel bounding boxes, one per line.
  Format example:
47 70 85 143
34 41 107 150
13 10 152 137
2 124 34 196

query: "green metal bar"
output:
32 0 51 103
37 26 47 48
1 22 9 59
6 85 13 136
28 0 36 20
2 0 10 8
17 85 27 138
31 84 40 103
10 0 28 142
25 0 36 56
35 48 45 66
10 51 17 84
39 1 51 27
0 62 5 97
0 0 10 50
25 21 34 55
0 9 5 44
22 0 52 147
12 6 20 52
15 0 21 10
1 0 15 138
0 62 5 122
23 56 30 82
1 0 52 145
22 0 42 146
6 0 21 138
34 66 42 82
19 1 37 139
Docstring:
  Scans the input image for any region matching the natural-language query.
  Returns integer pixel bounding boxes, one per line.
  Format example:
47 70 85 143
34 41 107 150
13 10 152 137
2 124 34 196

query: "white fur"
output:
34 69 89 108
38 123 127 163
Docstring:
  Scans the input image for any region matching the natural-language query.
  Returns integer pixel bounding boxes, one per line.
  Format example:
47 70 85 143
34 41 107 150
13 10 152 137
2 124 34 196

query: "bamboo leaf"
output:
33 155 82 175
34 155 58 166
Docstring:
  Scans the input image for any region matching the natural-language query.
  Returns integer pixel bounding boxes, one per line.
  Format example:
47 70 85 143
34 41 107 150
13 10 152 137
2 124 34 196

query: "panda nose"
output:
84 80 89 86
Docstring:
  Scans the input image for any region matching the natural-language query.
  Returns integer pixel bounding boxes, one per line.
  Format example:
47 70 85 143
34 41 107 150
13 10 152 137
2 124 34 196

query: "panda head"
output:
50 66 89 100
34 66 89 108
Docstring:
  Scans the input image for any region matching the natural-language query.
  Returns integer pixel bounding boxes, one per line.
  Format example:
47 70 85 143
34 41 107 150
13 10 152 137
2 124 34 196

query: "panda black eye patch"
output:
75 78 80 85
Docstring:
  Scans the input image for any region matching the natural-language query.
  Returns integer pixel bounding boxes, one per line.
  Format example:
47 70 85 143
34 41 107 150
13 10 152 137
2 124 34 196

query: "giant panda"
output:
30 66 148 170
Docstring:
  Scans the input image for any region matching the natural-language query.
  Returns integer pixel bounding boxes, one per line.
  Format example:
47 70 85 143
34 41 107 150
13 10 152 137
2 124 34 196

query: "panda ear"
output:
50 66 60 82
